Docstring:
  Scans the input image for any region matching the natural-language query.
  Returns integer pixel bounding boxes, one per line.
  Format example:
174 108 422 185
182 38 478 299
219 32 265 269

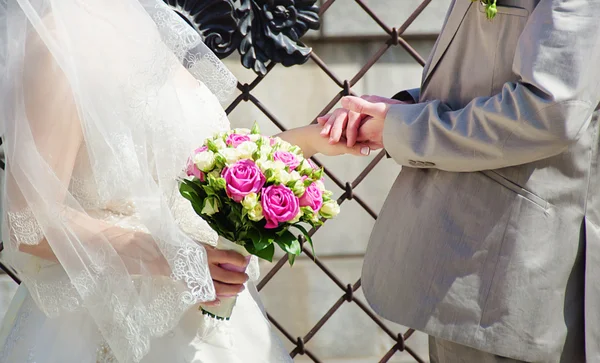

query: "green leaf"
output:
287 252 296 266
246 228 271 251
276 231 301 255
293 223 315 256
251 122 260 135
206 139 218 152
312 168 323 180
202 184 217 196
181 179 207 197
252 243 275 262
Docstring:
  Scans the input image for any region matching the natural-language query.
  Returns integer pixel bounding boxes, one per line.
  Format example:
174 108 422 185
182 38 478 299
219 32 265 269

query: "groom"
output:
320 0 600 362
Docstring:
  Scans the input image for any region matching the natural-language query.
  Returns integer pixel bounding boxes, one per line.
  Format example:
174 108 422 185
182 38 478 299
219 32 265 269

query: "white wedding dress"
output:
0 0 292 362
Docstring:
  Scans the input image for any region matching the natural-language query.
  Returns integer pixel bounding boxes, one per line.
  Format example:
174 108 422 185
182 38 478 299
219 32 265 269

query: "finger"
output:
214 281 245 297
316 114 331 125
361 95 403 104
320 119 333 136
203 299 221 307
320 111 338 136
327 140 371 157
329 109 349 143
211 249 248 268
341 96 388 119
321 109 343 137
345 111 364 147
210 264 249 285
356 116 373 143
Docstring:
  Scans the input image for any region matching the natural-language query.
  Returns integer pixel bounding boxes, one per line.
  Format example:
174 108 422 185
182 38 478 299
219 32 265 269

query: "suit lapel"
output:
422 0 472 87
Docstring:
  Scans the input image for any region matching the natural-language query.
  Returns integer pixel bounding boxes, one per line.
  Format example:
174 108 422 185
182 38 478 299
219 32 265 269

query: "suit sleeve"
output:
391 88 420 103
383 0 600 172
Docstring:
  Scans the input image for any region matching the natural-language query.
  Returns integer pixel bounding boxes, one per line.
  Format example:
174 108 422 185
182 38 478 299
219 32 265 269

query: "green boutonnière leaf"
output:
472 0 497 20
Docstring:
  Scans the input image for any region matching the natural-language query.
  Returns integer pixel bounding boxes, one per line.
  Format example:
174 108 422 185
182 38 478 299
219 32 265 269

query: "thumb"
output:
348 142 372 157
341 96 388 119
324 139 371 156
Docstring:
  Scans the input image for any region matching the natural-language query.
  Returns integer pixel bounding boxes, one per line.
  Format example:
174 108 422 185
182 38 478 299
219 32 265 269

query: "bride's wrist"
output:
276 125 317 158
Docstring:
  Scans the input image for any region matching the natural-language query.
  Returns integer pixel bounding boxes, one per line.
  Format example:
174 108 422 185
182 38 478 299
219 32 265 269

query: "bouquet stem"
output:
200 236 250 320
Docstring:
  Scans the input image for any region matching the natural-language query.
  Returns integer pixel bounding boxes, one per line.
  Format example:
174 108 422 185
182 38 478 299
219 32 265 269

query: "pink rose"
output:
273 151 300 170
269 138 277 146
222 159 266 202
226 133 251 147
299 181 323 212
186 158 205 181
186 146 208 181
261 184 300 229
308 159 319 170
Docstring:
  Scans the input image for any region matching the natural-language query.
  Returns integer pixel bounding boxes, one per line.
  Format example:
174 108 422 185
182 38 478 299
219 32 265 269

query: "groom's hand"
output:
203 246 249 306
317 95 404 148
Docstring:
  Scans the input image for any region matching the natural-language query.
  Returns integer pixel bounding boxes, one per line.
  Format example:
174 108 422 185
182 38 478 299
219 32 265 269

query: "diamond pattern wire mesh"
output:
0 0 436 361
224 1 433 361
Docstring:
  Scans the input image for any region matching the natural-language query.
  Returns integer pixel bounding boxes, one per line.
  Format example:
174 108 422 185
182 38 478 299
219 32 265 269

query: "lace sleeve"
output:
6 208 44 247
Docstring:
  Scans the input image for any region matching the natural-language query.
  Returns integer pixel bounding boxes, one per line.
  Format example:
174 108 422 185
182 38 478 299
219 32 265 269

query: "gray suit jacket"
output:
362 0 600 361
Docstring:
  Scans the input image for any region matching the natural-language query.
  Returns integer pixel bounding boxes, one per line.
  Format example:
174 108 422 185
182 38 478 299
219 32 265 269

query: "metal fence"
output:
0 0 436 361
223 1 433 361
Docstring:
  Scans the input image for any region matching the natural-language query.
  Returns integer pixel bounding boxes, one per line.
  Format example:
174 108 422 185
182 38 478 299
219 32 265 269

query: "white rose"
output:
248 134 261 142
258 145 273 158
289 170 301 181
290 209 303 224
298 159 313 175
272 168 292 185
314 179 326 192
213 138 227 151
233 128 251 135
201 197 220 216
247 205 264 222
290 179 305 197
320 200 340 219
220 148 241 164
193 150 216 172
277 140 293 151
257 159 286 174
237 141 258 159
242 193 260 210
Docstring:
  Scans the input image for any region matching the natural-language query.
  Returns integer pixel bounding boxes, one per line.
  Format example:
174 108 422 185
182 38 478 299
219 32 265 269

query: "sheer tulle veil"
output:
0 0 242 362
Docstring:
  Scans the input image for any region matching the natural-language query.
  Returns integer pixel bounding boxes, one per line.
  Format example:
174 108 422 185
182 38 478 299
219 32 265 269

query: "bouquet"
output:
179 124 340 319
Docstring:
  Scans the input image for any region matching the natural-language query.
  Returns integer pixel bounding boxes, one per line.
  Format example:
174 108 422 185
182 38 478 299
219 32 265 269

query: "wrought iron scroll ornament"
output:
164 0 320 75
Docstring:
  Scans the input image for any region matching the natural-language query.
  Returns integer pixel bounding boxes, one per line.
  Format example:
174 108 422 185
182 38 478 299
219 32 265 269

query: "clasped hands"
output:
317 95 405 153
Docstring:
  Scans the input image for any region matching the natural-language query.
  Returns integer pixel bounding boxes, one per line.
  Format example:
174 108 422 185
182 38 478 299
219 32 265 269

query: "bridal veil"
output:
0 0 241 361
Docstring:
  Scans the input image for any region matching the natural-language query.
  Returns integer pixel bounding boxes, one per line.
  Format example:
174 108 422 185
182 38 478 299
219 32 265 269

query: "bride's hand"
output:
202 246 249 307
277 124 371 158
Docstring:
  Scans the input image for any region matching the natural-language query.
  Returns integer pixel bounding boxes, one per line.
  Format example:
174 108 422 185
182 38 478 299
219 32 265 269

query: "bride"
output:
0 0 366 362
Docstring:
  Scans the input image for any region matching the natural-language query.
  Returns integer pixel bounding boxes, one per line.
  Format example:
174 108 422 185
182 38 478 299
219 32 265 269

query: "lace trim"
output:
186 51 237 104
69 176 102 210
171 242 215 306
150 2 237 104
7 209 44 247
